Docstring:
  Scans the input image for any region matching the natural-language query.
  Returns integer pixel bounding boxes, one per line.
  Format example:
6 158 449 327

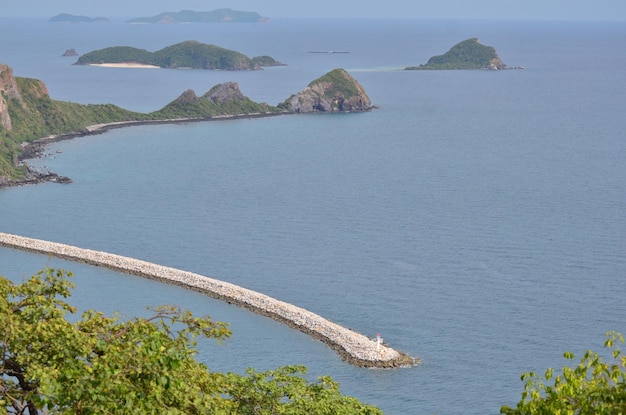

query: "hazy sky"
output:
5 0 626 21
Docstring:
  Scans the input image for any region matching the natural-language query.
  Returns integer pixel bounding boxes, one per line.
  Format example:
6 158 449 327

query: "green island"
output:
127 8 269 24
75 40 283 70
406 38 508 70
48 13 109 23
0 65 372 187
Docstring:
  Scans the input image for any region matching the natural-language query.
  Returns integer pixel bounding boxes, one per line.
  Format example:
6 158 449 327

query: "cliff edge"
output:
0 64 24 131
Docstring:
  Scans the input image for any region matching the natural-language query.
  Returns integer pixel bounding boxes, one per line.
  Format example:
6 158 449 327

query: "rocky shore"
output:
1 64 374 188
0 232 418 368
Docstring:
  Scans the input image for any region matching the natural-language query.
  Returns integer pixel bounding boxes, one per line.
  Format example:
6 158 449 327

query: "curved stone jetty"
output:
0 232 417 368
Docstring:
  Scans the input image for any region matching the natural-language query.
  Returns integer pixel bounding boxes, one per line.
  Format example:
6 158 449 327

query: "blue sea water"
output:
1 17 626 414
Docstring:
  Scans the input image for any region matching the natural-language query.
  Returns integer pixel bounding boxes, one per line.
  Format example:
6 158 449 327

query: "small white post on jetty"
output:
376 333 383 351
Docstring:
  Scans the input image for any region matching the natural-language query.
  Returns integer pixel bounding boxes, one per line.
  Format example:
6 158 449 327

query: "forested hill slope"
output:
0 63 146 184
406 38 507 70
75 40 283 70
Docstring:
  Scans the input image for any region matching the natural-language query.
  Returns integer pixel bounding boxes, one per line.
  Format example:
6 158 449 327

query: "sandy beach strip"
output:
88 63 161 68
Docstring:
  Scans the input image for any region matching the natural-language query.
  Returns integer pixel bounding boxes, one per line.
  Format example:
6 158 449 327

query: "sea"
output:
1 16 625 414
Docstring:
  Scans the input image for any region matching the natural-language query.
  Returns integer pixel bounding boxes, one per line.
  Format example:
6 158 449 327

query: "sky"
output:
4 0 626 21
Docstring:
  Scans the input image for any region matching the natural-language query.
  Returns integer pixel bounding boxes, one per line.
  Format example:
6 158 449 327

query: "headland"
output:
0 65 373 188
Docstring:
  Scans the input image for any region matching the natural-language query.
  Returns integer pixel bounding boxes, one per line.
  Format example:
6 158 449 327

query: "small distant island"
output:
0 64 372 187
74 40 283 71
49 13 109 23
127 9 269 24
62 49 78 57
406 38 510 70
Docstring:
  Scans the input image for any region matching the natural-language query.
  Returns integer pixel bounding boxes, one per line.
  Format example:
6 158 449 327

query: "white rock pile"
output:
0 232 417 368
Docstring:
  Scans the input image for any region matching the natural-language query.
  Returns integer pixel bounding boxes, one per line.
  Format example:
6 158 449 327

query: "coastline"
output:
0 232 418 368
2 111 287 189
88 63 161 69
1 66 375 189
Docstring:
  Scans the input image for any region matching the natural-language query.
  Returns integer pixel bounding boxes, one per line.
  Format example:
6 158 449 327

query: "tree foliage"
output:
0 269 382 414
501 332 626 415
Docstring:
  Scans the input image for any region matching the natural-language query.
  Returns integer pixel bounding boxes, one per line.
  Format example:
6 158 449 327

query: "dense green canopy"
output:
502 332 626 414
0 268 383 414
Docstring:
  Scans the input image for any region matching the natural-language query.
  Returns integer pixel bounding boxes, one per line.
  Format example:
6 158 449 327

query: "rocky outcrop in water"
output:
62 49 79 57
280 68 373 113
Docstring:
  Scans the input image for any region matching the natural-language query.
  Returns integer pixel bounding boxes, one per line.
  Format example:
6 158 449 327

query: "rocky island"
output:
406 38 508 70
0 64 372 187
62 49 78 57
280 68 373 112
75 40 283 70
127 9 269 24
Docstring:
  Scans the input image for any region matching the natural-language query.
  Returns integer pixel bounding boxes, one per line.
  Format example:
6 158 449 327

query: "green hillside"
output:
310 68 362 97
152 83 280 119
75 41 280 70
150 41 253 70
0 77 145 181
0 73 280 184
406 38 506 70
76 46 152 65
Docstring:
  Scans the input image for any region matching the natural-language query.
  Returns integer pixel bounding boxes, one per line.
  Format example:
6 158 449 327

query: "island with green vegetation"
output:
279 68 373 112
0 64 372 187
49 13 109 23
75 40 283 70
127 8 269 24
406 38 509 70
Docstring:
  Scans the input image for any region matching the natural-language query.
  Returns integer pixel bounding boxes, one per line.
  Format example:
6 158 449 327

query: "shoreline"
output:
88 63 161 68
2 111 287 189
0 232 418 368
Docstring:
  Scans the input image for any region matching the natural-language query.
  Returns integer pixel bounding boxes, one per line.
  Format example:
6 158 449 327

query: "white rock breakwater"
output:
0 232 417 368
